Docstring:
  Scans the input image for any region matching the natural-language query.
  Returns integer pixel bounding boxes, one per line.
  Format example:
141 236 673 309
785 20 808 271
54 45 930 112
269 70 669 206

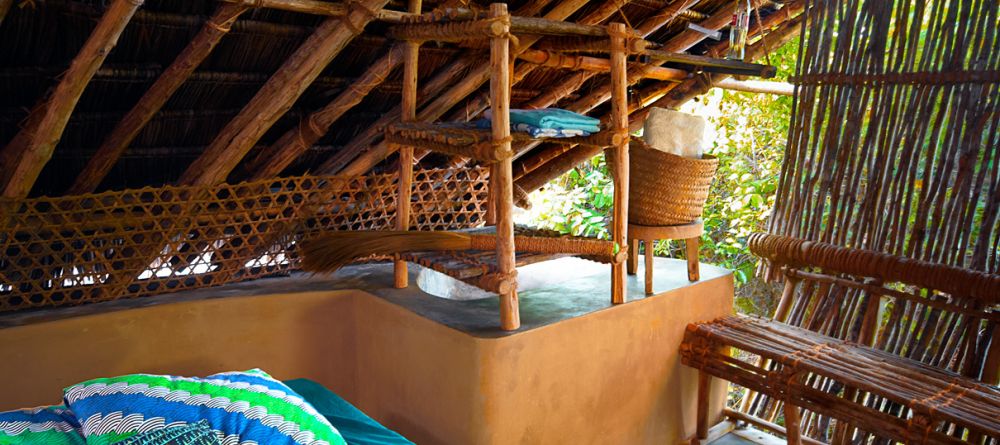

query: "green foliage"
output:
519 154 613 240
519 39 800 316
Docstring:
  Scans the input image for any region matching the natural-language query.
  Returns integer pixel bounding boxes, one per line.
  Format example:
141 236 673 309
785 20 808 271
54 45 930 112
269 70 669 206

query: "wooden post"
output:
627 237 638 275
326 0 594 177
177 0 389 186
513 4 806 196
394 0 420 289
696 371 712 443
608 22 629 305
0 0 142 198
489 3 518 331
0 0 13 25
69 3 247 194
784 402 803 445
686 237 700 281
644 239 654 294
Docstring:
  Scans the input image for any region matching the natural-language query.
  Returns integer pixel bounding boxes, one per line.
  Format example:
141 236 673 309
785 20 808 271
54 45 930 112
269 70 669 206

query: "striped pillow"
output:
63 369 346 445
0 405 86 445
112 420 220 445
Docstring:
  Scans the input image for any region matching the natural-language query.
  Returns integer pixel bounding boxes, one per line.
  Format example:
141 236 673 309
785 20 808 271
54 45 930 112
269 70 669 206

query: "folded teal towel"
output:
486 108 601 132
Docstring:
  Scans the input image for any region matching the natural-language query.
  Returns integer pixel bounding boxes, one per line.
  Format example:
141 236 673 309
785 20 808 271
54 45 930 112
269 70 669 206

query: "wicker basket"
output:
608 139 718 226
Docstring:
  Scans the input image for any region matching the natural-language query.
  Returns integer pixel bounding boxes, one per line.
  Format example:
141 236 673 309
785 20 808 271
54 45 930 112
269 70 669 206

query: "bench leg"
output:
627 237 638 275
783 402 802 445
645 239 654 295
696 370 711 444
686 237 700 281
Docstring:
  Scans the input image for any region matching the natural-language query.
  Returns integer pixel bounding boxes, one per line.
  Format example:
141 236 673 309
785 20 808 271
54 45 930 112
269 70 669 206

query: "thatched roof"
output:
0 0 800 197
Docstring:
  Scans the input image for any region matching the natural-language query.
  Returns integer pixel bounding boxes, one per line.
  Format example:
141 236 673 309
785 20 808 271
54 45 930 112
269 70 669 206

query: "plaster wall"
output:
350 274 732 444
0 291 359 410
0 269 731 444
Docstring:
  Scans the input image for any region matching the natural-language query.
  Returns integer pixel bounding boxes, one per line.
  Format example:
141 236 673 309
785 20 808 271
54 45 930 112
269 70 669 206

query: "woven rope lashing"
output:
790 69 1000 86
534 36 650 54
399 7 486 24
466 234 623 263
388 15 509 42
748 233 1000 305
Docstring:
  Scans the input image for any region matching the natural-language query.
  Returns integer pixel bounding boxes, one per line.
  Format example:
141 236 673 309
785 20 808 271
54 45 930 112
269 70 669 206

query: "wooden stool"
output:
627 220 703 294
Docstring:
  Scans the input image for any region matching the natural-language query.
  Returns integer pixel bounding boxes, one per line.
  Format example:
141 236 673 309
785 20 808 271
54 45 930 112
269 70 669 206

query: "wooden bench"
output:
680 233 1000 445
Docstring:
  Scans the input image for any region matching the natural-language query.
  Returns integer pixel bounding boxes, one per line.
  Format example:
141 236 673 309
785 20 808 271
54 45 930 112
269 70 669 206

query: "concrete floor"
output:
1 257 730 335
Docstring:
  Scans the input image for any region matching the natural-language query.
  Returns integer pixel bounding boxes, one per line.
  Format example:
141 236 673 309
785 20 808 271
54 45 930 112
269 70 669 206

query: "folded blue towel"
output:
485 108 601 131
513 123 591 138
473 119 591 138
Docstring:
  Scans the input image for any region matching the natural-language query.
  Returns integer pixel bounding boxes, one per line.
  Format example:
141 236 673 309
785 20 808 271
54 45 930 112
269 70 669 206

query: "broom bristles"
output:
300 231 473 273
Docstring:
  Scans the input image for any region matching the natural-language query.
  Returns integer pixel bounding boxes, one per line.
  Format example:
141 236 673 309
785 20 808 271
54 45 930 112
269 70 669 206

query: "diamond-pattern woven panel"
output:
0 167 489 312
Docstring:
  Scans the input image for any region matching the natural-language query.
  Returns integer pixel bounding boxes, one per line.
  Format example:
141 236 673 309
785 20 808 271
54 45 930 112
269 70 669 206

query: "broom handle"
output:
468 235 624 263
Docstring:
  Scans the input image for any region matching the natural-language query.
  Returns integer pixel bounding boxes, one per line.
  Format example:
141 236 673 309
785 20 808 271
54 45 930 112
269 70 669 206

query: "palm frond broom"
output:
299 231 621 274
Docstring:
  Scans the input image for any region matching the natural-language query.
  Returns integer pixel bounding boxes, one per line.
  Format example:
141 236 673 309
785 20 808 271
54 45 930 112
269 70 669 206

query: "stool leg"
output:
696 370 711 444
644 239 654 295
686 237 700 281
783 402 802 445
627 237 638 275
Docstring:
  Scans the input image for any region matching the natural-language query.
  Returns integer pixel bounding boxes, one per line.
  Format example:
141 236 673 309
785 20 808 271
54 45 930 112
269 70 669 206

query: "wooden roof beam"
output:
0 0 142 198
221 0 419 22
512 8 806 198
241 44 406 180
520 0 708 111
176 0 390 186
327 0 627 177
566 1 801 115
68 3 249 194
0 0 13 25
442 0 709 169
516 49 690 81
497 0 799 174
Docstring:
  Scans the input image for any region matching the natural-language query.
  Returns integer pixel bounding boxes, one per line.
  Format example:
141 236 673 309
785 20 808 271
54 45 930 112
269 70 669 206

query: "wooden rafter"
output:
310 0 569 176
325 0 627 177
68 3 249 194
440 0 707 168
0 0 13 25
0 0 142 199
500 0 803 176
241 44 406 180
512 8 806 198
176 0 390 186
520 0 705 112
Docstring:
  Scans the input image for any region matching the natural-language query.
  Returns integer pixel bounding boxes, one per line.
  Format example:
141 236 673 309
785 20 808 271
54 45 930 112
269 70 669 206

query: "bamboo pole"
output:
696 370 712 442
443 0 702 170
0 0 12 25
489 3 518 331
0 0 143 198
513 8 805 197
715 78 795 96
220 0 430 22
176 0 389 186
516 49 689 81
395 0 421 289
68 3 248 194
608 22 629 305
242 44 405 180
785 402 803 445
324 0 607 177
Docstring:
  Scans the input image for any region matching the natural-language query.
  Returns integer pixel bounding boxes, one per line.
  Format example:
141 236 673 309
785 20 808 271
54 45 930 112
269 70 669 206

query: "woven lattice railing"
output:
0 167 489 312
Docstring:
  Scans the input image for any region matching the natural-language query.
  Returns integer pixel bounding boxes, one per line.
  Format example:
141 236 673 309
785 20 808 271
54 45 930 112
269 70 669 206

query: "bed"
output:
284 379 414 445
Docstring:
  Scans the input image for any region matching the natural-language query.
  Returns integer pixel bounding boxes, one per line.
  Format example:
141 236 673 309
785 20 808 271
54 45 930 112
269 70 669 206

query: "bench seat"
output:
682 315 1000 444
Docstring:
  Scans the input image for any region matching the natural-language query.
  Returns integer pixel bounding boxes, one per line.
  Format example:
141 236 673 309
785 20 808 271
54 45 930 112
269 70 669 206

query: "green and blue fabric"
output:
112 420 220 445
0 405 86 445
64 369 346 445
